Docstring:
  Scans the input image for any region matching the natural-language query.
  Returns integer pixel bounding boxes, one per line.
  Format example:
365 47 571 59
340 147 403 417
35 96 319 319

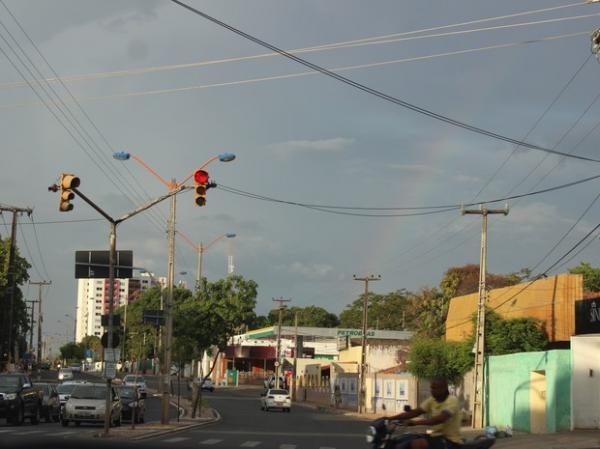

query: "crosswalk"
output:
0 429 78 438
159 438 341 449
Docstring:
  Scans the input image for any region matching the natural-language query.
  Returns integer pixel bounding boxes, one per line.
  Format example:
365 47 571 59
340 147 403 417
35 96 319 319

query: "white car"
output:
58 368 74 381
62 384 122 427
260 388 291 412
122 375 147 398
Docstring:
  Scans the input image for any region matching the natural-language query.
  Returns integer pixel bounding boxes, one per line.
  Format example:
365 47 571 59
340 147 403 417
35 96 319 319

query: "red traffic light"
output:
194 170 209 184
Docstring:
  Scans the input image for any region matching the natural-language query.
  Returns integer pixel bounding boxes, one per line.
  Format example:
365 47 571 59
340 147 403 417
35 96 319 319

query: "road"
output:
147 386 368 449
1 369 178 447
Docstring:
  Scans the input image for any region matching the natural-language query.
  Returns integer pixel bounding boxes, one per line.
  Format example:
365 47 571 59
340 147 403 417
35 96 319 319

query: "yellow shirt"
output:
420 395 462 444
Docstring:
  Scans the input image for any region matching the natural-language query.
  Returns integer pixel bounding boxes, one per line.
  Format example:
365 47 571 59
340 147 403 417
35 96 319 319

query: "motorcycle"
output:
365 418 495 449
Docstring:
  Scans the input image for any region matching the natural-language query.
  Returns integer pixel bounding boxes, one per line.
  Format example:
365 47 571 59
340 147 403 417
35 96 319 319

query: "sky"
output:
1 0 600 346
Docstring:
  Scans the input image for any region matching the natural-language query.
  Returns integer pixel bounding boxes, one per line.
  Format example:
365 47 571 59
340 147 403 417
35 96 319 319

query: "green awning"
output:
247 329 275 339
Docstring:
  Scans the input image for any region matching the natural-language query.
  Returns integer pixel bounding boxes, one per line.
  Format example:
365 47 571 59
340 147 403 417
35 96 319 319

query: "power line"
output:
28 214 51 280
170 0 600 164
0 6 591 91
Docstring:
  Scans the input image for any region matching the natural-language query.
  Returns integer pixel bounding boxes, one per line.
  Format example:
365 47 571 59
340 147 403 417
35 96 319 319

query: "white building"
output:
75 273 156 342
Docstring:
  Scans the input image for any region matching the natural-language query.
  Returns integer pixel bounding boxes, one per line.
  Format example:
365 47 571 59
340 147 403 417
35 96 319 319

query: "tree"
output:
339 290 412 330
80 335 102 361
59 342 85 362
407 287 447 338
407 337 473 385
480 310 547 355
266 306 339 328
439 264 523 300
0 238 31 362
569 261 600 293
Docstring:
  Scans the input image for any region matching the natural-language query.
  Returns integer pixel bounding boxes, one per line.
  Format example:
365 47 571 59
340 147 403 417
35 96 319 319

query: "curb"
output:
130 409 221 441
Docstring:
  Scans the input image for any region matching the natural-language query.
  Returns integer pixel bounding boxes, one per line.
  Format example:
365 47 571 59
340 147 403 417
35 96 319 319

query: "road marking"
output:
319 447 336 449
240 442 261 447
48 431 77 437
200 439 223 445
163 437 191 443
280 445 296 449
0 429 16 433
13 430 45 436
192 430 362 438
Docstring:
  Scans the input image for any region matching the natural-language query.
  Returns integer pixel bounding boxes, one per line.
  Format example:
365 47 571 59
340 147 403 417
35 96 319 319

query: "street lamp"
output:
113 150 235 425
178 231 236 291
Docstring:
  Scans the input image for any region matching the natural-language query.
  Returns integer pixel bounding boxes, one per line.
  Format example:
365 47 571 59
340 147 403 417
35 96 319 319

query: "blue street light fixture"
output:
112 151 130 161
226 233 236 238
218 153 236 162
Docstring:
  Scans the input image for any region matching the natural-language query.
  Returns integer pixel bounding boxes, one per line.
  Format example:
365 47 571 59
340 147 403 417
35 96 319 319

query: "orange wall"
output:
445 274 582 342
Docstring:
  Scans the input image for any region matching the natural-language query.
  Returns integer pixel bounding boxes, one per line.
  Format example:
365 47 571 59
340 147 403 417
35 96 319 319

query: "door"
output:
530 371 547 433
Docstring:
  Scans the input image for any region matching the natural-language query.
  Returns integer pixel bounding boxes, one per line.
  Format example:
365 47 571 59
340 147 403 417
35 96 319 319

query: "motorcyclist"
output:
387 378 463 449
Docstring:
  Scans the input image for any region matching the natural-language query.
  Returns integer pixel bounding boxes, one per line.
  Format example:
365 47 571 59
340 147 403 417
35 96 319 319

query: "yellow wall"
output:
446 274 581 342
338 346 363 363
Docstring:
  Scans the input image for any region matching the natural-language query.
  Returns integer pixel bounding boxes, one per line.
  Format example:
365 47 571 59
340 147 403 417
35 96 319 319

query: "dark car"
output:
36 383 60 422
0 373 41 425
117 386 145 423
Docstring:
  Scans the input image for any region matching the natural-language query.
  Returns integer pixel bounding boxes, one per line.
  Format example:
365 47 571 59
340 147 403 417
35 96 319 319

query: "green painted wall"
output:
486 350 571 433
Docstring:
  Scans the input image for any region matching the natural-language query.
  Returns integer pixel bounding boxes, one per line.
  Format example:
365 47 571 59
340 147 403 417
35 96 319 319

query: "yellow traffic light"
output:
194 170 209 207
59 173 80 212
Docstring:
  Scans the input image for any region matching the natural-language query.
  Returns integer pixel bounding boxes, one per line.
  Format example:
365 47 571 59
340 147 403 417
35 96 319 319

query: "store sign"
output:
336 329 376 337
575 299 600 334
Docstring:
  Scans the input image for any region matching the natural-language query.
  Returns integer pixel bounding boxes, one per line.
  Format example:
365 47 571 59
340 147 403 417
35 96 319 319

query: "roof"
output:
243 326 413 341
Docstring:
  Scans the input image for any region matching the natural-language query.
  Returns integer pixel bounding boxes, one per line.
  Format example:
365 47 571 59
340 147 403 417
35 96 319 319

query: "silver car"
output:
122 375 147 398
62 384 122 427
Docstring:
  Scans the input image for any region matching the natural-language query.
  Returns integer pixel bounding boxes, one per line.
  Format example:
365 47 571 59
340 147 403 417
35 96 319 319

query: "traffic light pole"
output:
462 205 508 428
59 184 186 436
272 297 291 390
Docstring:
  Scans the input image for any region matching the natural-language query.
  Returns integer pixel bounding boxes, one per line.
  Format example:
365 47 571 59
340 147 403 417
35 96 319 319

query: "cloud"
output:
387 164 443 176
269 137 355 155
284 262 334 280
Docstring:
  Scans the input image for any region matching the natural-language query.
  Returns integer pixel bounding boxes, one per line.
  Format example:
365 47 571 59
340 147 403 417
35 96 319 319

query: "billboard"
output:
75 250 133 279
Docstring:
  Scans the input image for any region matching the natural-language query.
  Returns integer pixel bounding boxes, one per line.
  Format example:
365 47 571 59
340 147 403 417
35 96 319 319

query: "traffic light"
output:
194 169 209 206
59 173 80 212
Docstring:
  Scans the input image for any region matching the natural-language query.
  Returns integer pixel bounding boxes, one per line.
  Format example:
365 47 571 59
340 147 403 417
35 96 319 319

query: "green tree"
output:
407 287 447 338
0 238 32 361
339 290 412 330
80 335 102 361
480 310 547 355
569 261 600 293
59 342 85 362
267 305 339 328
407 337 473 385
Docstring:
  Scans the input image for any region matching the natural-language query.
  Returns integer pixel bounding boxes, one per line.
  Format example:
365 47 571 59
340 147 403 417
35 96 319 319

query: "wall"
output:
571 335 600 429
487 350 571 433
446 274 581 342
338 344 406 372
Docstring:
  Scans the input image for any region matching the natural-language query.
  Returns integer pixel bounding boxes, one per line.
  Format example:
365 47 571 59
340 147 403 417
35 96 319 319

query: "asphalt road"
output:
148 386 368 449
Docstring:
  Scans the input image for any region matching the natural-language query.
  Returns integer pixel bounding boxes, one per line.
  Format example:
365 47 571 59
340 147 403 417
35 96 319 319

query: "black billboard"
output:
575 298 600 335
75 250 133 279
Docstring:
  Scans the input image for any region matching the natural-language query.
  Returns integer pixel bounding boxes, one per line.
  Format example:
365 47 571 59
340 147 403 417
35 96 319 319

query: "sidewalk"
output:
94 391 220 440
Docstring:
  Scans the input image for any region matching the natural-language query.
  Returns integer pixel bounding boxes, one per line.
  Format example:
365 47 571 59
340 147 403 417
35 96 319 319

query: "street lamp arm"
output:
115 185 188 224
129 154 174 190
177 229 200 252
177 155 220 187
203 234 228 252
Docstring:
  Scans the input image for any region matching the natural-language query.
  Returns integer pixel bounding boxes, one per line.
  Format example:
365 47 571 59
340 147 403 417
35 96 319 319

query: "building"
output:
75 273 156 342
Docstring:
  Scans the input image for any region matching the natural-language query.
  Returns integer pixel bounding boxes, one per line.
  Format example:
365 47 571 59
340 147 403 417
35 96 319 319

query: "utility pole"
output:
292 311 298 401
353 274 381 414
25 300 38 353
273 297 291 389
196 242 204 291
462 204 508 428
29 281 51 364
162 178 177 425
0 206 32 365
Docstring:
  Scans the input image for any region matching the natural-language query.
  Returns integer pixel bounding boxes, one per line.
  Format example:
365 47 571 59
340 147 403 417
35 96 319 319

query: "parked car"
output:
122 375 147 398
189 377 215 392
117 386 145 423
68 364 82 373
36 383 60 422
62 384 122 427
39 362 50 370
58 368 74 381
264 375 286 389
0 373 42 425
260 388 291 412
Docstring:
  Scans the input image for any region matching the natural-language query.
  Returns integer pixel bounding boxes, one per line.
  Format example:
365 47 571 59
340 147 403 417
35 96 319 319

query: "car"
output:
57 381 89 417
36 383 60 422
117 386 145 423
39 363 50 370
0 373 42 425
189 377 215 392
122 375 147 398
68 364 82 373
58 368 74 381
264 375 286 389
260 388 291 412
62 384 122 427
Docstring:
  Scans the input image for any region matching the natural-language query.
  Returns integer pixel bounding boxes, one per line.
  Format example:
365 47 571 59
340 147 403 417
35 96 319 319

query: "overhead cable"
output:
170 0 600 163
